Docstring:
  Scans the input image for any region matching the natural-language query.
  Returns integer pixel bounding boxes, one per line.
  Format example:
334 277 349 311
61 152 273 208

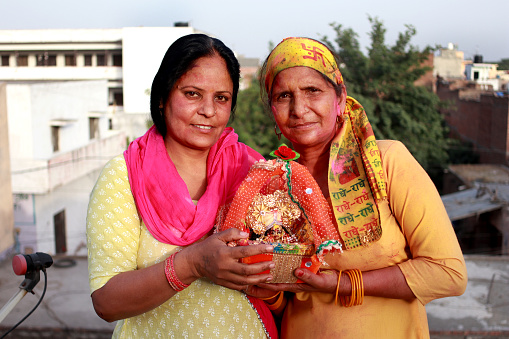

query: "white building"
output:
4 80 125 255
465 62 500 91
0 26 203 257
0 26 200 141
434 43 465 79
0 84 14 260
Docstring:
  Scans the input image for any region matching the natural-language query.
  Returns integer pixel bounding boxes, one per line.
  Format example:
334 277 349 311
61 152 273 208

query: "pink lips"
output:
290 121 317 129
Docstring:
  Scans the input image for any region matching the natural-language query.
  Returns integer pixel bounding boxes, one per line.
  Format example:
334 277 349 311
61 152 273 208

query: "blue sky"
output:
2 0 508 62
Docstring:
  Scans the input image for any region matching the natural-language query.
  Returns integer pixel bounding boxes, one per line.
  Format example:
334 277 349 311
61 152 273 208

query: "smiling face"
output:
270 66 345 149
163 53 233 153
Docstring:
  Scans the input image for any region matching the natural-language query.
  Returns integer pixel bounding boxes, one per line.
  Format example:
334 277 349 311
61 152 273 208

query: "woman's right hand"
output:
177 228 275 291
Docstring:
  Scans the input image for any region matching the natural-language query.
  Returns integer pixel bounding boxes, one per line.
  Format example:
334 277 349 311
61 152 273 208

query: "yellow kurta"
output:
281 140 467 339
87 155 268 339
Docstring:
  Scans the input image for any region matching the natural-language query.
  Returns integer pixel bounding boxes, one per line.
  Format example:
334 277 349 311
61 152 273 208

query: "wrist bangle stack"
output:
265 291 284 310
164 252 189 292
339 269 364 307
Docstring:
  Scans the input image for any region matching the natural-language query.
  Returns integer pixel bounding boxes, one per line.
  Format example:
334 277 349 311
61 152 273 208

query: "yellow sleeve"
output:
379 140 468 305
86 155 141 294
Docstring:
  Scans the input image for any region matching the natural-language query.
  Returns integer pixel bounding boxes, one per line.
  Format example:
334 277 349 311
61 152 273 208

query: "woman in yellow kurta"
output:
247 37 467 338
87 34 278 338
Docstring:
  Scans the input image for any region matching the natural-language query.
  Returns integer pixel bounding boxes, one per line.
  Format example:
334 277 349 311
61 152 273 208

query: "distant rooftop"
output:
443 164 509 220
449 164 509 184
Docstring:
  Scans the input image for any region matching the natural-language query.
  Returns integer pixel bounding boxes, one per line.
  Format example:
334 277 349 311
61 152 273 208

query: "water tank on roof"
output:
474 54 483 63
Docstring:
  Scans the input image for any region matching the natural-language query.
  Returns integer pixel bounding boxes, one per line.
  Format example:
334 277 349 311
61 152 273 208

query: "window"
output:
16 55 28 67
89 117 99 139
51 126 60 152
54 209 67 254
112 54 122 66
96 53 106 66
108 118 113 130
84 54 92 66
113 92 124 106
36 53 56 66
473 71 479 81
1 55 9 66
65 54 76 66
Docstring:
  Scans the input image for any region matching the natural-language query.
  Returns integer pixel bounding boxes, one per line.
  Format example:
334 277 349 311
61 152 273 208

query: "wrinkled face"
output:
270 66 343 149
164 54 233 152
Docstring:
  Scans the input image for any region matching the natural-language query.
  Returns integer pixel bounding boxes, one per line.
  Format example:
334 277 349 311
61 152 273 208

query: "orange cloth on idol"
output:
221 153 341 254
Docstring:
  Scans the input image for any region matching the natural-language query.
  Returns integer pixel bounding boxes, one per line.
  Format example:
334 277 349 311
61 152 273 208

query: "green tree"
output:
495 58 509 70
229 78 289 158
322 17 451 172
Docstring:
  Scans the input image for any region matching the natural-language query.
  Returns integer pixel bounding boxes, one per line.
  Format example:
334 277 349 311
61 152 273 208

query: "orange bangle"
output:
339 269 363 307
266 291 285 310
358 269 364 305
258 291 282 301
334 270 342 305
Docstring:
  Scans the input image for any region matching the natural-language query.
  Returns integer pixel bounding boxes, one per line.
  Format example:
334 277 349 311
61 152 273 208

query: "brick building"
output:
437 79 509 166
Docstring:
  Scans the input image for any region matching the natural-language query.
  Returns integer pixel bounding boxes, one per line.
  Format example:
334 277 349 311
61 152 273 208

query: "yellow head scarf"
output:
265 37 343 95
264 37 387 250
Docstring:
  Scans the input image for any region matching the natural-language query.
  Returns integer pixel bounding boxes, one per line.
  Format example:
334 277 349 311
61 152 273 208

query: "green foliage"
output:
495 58 509 70
229 78 290 158
321 17 450 171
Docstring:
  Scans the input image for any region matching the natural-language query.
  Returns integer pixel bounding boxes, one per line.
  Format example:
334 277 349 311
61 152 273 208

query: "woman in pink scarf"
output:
87 34 277 338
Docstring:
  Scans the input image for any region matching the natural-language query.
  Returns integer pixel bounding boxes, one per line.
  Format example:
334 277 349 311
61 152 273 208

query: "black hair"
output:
150 34 240 137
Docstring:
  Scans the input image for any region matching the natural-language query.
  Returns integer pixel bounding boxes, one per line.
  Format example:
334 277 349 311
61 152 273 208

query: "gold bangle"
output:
352 269 360 306
339 269 363 307
339 270 351 307
353 269 361 306
266 291 285 310
358 269 364 305
258 291 282 301
334 270 342 305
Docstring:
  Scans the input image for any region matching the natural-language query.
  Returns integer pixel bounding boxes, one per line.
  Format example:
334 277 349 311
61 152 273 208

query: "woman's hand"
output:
244 284 281 300
178 228 275 291
257 266 417 301
257 268 339 294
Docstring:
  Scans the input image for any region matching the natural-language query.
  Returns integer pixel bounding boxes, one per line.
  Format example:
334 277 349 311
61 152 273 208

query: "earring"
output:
274 125 282 141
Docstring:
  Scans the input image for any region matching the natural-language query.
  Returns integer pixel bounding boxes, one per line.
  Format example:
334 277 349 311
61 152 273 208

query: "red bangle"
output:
164 252 189 292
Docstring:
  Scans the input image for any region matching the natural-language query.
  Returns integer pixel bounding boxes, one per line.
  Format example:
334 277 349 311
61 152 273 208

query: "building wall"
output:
19 167 103 255
437 82 509 165
7 80 109 161
5 79 126 255
0 27 203 141
0 83 14 259
0 29 123 86
434 47 465 79
13 132 125 255
465 63 500 90
414 53 435 90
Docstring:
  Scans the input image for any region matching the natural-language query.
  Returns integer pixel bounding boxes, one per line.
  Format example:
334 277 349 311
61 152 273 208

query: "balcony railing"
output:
11 131 126 194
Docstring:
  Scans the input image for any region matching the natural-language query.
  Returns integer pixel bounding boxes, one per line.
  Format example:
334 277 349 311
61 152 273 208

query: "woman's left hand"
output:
244 284 281 299
256 268 338 294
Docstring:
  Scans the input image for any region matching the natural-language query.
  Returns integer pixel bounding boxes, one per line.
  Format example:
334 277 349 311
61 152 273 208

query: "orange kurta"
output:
281 140 467 339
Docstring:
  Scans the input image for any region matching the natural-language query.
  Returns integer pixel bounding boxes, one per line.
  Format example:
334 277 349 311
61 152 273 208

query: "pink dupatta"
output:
123 126 278 338
124 126 262 246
